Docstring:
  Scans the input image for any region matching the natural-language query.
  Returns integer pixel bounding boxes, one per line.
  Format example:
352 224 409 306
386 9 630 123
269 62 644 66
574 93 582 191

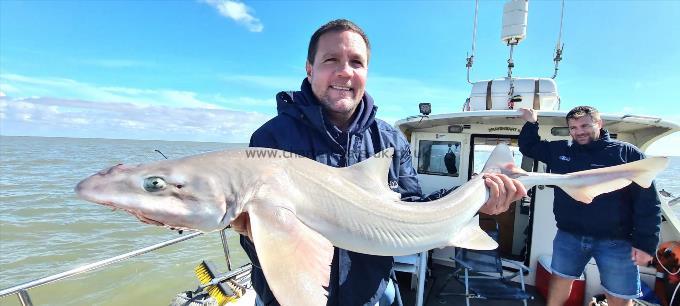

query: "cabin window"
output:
417 140 461 177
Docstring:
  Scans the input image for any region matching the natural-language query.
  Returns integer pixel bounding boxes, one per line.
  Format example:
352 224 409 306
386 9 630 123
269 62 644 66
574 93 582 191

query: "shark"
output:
74 144 668 306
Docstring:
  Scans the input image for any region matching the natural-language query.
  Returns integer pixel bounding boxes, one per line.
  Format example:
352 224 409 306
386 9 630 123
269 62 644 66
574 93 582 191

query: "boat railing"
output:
0 230 235 306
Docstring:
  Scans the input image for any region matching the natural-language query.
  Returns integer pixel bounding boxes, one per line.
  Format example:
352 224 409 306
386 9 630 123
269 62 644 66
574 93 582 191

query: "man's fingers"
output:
484 174 508 214
511 178 527 201
518 108 537 122
485 176 500 204
632 248 653 266
498 174 517 198
480 174 528 215
231 213 252 240
484 177 500 213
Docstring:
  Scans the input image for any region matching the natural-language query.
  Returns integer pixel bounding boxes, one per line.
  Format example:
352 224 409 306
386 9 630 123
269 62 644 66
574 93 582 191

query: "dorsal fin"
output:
347 148 400 199
481 143 520 174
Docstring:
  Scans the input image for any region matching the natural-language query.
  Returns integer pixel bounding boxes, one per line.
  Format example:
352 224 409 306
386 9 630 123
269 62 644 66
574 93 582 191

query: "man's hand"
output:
231 213 253 241
479 173 527 215
631 247 653 266
518 108 538 123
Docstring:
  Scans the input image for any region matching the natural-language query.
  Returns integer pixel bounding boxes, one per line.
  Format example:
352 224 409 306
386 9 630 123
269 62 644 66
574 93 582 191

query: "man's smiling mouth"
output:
330 85 352 91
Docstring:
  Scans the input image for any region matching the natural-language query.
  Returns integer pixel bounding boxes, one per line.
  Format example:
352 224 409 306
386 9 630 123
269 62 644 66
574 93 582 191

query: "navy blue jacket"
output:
240 79 422 306
518 121 661 255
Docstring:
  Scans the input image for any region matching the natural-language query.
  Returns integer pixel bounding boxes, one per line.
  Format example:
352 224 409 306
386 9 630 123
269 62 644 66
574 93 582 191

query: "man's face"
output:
306 30 368 118
568 115 602 145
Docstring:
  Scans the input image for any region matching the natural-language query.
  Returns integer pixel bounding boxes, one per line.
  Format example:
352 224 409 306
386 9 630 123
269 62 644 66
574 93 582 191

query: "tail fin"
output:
626 156 670 188
560 178 631 204
560 156 669 203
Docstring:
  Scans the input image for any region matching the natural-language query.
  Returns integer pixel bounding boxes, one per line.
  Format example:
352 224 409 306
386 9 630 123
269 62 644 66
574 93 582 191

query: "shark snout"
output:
75 164 136 203
74 174 104 203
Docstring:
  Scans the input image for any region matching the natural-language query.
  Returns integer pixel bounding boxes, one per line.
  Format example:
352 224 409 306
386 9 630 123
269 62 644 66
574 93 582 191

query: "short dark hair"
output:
566 106 601 123
307 19 371 65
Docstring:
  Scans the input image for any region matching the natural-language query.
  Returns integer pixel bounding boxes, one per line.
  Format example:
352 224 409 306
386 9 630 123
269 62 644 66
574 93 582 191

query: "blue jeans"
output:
551 229 641 299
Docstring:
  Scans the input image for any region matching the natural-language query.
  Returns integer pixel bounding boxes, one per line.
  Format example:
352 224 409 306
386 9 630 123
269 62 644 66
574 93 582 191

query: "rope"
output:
656 246 680 276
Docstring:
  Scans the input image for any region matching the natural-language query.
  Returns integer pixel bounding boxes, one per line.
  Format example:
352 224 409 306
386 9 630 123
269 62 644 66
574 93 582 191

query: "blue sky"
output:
1 1 678 154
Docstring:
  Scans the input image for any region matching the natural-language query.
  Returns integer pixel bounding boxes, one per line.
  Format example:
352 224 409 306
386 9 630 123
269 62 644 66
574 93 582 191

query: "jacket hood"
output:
276 78 377 135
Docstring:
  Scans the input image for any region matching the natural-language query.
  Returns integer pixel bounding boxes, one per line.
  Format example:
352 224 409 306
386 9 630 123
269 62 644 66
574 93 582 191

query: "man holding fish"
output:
519 106 661 306
234 19 527 306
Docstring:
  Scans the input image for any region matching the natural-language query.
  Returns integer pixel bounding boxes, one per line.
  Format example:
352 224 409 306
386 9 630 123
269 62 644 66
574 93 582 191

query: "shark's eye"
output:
143 177 167 192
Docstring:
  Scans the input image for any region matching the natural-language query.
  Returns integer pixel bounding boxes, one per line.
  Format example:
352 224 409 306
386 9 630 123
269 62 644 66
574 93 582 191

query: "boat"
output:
1 1 678 306
393 0 680 305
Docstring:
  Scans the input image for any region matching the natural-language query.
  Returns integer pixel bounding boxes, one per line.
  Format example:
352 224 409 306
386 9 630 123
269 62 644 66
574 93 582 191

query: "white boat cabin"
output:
395 77 679 305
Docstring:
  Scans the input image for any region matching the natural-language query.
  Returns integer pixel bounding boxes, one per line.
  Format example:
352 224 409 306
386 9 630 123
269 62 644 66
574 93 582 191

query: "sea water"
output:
1 136 678 305
0 136 249 306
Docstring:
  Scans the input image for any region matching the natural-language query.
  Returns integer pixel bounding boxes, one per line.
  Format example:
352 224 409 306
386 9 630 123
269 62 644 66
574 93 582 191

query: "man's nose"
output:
336 61 353 77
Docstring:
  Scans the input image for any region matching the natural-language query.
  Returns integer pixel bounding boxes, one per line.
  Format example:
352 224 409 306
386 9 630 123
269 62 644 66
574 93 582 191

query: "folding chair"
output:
394 251 428 306
435 220 533 306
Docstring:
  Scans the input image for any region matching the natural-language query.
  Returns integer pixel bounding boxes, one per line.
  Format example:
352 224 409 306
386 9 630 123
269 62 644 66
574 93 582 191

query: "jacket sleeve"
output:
518 121 552 164
396 132 423 201
249 125 280 149
627 148 662 256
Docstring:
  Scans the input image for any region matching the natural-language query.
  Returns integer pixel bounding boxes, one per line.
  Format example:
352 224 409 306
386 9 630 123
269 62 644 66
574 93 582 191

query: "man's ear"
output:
305 61 312 79
597 118 604 129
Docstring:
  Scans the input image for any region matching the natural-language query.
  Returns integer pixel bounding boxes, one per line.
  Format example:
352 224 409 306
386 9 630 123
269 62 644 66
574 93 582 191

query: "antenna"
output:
466 0 480 84
552 0 565 79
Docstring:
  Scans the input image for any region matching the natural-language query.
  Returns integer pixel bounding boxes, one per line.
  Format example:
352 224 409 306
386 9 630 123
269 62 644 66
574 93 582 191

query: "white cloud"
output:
213 95 275 107
0 96 272 143
202 0 263 32
1 73 223 109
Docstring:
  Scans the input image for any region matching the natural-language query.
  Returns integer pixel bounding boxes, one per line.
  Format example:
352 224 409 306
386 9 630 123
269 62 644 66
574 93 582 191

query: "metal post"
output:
507 43 516 78
220 229 233 271
17 290 33 306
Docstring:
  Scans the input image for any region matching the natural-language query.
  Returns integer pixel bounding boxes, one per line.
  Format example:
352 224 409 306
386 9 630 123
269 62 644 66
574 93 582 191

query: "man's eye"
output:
324 58 336 63
351 60 364 67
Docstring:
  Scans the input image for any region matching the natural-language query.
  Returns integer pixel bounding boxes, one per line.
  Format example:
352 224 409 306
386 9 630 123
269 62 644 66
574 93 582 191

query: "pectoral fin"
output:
248 204 333 306
448 215 498 250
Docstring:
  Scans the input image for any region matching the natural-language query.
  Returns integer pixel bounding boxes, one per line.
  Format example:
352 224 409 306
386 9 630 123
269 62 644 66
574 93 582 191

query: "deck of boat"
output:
397 263 546 306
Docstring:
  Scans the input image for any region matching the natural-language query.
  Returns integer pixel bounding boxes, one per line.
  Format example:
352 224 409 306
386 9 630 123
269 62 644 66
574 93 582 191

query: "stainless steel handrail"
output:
0 231 204 302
